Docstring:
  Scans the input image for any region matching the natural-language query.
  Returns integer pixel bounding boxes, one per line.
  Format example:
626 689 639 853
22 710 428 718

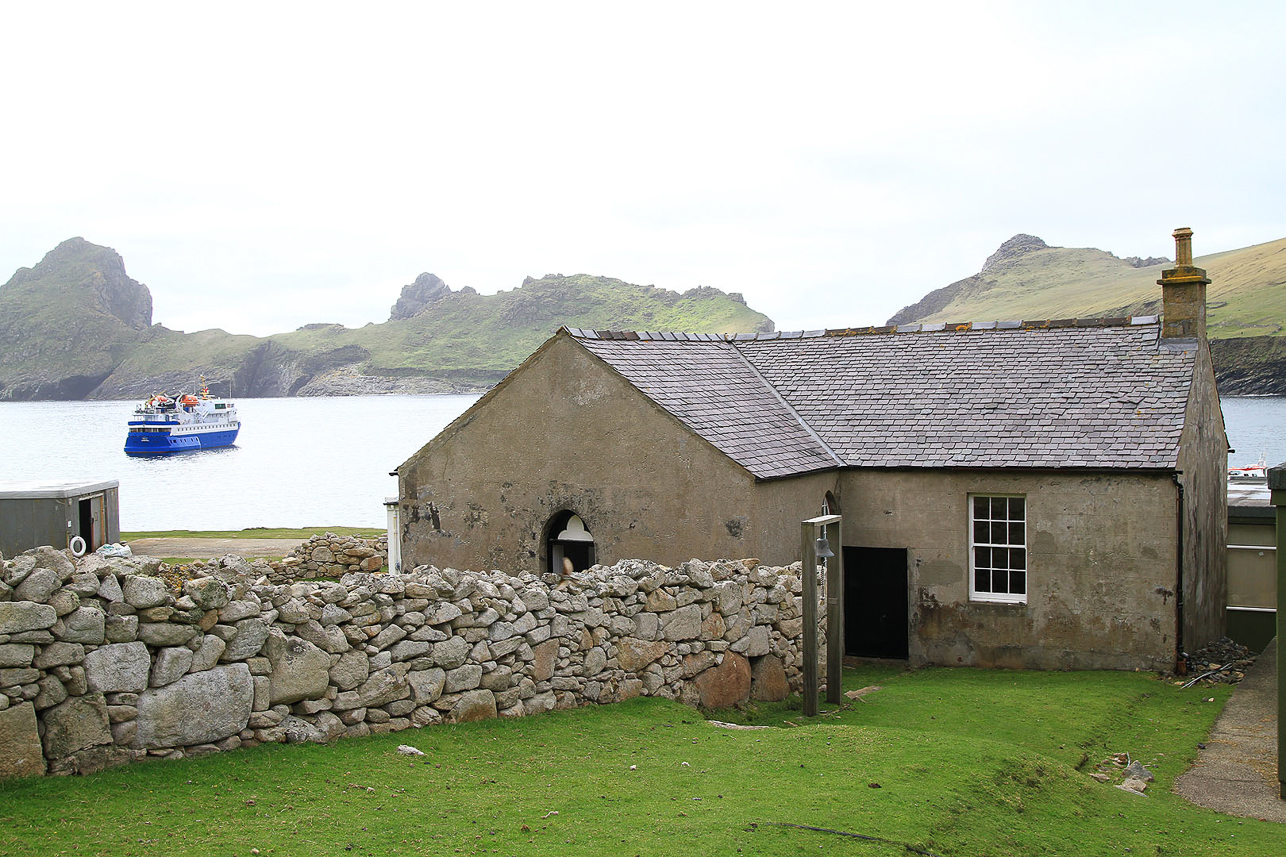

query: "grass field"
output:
1 665 1276 857
120 526 383 541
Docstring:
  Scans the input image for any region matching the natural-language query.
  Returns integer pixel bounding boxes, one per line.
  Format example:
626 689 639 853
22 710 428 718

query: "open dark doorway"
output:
545 511 596 576
843 546 909 659
77 497 98 551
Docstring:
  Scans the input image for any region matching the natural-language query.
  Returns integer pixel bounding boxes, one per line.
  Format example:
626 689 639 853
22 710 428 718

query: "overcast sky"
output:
2 1 1283 337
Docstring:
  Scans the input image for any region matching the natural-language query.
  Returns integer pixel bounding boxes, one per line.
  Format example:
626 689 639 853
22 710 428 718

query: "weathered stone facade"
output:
847 469 1188 670
0 545 815 778
398 278 1227 673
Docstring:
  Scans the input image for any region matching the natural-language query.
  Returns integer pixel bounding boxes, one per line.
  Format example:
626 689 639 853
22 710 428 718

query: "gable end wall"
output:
398 334 835 572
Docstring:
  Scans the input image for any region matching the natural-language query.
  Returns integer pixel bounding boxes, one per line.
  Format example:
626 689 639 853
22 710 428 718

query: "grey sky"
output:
2 1 1282 337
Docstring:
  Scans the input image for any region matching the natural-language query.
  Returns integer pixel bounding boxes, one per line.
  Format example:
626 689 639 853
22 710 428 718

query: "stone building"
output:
397 229 1228 671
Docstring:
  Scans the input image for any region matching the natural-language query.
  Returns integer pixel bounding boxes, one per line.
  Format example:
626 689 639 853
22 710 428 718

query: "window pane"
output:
1011 548 1026 570
974 496 989 519
975 567 990 592
993 569 1009 593
974 520 989 544
1009 521 1025 545
1008 497 1025 520
974 546 991 569
1009 570 1026 594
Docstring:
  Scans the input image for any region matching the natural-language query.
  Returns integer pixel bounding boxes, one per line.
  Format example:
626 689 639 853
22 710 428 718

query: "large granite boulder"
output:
133 664 253 749
0 703 46 778
40 694 112 759
694 653 751 709
0 602 56 635
265 632 330 705
84 642 150 693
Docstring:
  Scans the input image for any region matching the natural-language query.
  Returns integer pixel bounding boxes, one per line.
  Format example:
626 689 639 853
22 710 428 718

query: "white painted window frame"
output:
969 493 1028 604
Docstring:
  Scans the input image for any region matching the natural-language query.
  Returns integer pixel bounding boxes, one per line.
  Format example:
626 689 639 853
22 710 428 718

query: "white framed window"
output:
969 495 1027 603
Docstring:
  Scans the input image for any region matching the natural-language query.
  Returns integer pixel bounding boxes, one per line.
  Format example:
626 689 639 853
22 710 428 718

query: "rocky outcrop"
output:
389 273 453 321
1121 255 1169 269
29 238 152 330
981 234 1050 274
1210 336 1286 396
0 545 819 777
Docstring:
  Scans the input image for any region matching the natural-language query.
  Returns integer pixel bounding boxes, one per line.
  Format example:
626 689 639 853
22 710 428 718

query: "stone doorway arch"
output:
544 510 596 576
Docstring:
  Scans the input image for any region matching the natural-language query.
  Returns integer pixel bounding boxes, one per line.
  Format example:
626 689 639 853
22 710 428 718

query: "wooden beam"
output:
1270 464 1286 799
826 519 844 704
801 520 818 717
801 514 841 716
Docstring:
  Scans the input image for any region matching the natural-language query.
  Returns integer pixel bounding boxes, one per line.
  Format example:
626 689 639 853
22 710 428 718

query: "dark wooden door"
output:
843 547 909 659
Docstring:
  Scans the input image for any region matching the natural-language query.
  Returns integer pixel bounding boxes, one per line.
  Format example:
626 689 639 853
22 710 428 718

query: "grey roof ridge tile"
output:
726 341 845 469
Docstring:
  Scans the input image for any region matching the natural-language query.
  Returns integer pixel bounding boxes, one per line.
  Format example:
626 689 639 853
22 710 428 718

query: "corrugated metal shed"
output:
0 479 120 557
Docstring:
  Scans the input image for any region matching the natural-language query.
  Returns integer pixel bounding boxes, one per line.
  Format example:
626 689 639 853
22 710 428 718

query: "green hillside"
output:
889 234 1286 338
889 234 1286 394
313 275 771 380
0 240 774 400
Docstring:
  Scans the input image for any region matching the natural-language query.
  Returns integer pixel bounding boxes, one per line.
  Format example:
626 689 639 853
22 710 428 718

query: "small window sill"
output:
969 596 1028 607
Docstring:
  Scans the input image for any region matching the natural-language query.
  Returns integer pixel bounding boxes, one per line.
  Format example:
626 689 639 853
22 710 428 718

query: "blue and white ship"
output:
124 386 240 455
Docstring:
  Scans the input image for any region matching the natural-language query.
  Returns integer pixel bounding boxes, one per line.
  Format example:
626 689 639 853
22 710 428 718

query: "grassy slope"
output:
898 236 1286 341
121 274 772 386
0 666 1275 857
268 275 773 375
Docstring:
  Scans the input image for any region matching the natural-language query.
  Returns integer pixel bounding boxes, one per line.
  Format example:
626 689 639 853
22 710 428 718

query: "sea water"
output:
0 395 478 531
0 394 1282 532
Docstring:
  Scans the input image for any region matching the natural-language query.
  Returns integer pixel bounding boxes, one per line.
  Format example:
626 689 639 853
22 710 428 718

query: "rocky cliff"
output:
0 240 774 400
0 238 156 399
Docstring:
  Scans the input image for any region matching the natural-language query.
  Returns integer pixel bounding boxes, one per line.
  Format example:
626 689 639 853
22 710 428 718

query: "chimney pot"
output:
1173 227 1194 266
1158 227 1210 342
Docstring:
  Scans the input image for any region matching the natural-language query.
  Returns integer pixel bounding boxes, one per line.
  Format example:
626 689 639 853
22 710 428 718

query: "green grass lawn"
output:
0 666 1277 857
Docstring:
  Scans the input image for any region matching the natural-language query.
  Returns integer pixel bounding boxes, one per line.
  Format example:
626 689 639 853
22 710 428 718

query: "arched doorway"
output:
545 511 596 576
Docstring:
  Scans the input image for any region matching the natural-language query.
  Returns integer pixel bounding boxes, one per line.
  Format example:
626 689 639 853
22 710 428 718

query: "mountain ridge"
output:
887 232 1286 394
0 239 774 401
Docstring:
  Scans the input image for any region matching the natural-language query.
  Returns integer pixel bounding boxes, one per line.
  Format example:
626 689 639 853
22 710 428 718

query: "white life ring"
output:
69 536 87 557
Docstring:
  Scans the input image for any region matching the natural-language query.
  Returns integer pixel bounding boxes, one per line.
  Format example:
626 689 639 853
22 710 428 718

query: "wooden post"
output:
801 514 842 716
1269 464 1286 800
801 520 818 717
826 519 844 704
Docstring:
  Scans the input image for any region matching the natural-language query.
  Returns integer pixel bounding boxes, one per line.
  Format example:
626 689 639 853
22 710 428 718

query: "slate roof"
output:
567 317 1197 479
573 335 840 479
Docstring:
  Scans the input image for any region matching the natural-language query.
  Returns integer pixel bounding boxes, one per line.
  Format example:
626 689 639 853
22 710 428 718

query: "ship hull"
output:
124 425 240 455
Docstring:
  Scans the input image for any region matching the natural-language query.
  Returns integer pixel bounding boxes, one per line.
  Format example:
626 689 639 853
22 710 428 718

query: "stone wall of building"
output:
0 545 816 778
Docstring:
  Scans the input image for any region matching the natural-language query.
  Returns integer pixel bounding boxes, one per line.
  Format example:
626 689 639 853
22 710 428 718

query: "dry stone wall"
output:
276 533 388 581
0 545 818 778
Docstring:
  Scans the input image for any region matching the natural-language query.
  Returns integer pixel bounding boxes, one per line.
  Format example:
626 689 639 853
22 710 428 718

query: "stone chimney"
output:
1158 227 1211 342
